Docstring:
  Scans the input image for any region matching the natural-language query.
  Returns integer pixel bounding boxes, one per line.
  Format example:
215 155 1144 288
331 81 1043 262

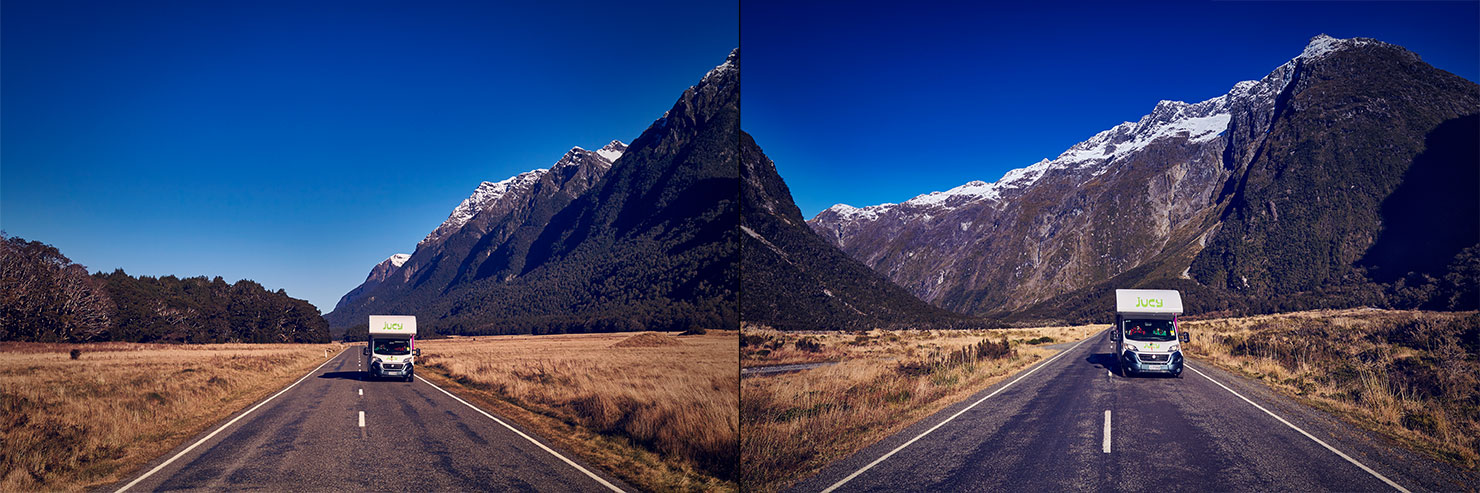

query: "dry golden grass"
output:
740 323 1102 368
740 324 1100 492
0 341 342 491
417 331 738 492
1182 308 1480 469
612 333 682 348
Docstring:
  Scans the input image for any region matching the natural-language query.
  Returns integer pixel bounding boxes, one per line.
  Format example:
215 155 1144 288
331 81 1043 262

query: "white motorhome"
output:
364 315 419 382
1111 289 1190 377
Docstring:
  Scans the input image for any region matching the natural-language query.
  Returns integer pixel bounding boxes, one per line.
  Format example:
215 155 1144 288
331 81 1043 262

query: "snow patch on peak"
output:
421 169 546 246
824 203 889 222
596 140 627 163
701 48 739 86
1301 34 1343 59
1299 34 1378 61
906 178 1012 208
388 253 411 268
868 82 1242 215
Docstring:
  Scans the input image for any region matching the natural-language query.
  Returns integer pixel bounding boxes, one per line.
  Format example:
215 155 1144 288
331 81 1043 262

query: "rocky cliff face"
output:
810 35 1480 317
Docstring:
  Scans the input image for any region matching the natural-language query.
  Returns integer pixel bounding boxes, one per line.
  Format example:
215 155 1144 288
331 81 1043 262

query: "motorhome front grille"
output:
382 363 403 370
1138 354 1170 362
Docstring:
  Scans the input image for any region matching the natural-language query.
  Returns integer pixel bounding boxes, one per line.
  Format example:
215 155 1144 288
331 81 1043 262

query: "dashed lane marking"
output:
1102 410 1112 453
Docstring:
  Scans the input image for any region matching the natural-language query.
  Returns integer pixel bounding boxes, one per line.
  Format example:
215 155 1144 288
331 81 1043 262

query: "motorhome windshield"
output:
373 339 411 356
1123 319 1176 342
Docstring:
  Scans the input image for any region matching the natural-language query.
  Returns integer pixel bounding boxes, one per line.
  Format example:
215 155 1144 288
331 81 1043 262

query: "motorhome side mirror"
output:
1180 332 1190 343
362 347 368 355
415 348 422 357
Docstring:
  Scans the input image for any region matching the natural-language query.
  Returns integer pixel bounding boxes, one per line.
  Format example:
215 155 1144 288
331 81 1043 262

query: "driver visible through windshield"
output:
1123 319 1176 342
374 339 411 356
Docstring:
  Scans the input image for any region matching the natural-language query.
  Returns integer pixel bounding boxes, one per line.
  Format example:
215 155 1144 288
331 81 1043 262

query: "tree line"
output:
0 234 329 343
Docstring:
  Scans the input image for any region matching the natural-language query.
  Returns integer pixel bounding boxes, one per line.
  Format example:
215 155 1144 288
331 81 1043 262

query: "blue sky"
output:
1 1 737 312
742 0 1480 218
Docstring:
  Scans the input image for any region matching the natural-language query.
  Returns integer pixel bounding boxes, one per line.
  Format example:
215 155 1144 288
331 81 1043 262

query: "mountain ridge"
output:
808 35 1479 321
326 49 739 334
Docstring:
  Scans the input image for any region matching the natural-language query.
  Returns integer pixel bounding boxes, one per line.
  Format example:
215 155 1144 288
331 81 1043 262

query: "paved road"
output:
107 346 628 492
791 330 1478 492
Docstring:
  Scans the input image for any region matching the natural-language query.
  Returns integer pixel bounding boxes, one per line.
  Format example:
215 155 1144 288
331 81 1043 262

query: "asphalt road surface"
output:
791 330 1478 492
107 346 628 492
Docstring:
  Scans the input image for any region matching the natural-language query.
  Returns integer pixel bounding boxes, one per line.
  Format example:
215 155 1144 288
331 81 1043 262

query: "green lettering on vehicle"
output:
1135 297 1163 308
382 322 404 330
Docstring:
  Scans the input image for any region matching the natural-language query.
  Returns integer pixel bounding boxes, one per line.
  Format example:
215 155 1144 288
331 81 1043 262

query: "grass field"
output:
0 341 341 491
739 324 1102 492
416 330 738 492
1182 309 1480 470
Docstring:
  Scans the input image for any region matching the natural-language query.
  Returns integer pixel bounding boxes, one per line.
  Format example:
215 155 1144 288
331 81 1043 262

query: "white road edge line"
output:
820 333 1096 493
358 411 366 427
1102 410 1112 453
115 348 347 493
1186 364 1410 493
417 375 624 493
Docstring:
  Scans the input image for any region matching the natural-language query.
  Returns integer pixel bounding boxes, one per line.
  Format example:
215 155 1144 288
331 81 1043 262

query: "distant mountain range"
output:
809 35 1479 322
326 50 739 335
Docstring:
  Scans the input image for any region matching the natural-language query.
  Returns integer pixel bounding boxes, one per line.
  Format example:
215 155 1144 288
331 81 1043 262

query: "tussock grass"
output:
1183 309 1480 469
417 331 738 492
0 342 340 491
740 324 1100 492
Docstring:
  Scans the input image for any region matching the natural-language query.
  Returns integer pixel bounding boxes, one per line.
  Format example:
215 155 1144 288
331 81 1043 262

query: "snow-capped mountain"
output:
810 35 1479 317
420 140 626 247
331 140 623 314
331 253 411 312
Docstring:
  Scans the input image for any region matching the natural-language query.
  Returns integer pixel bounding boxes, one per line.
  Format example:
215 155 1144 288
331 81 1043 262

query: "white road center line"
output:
358 388 363 396
1102 410 1112 453
418 375 625 492
821 333 1097 493
1187 364 1410 493
358 411 365 427
115 348 347 493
